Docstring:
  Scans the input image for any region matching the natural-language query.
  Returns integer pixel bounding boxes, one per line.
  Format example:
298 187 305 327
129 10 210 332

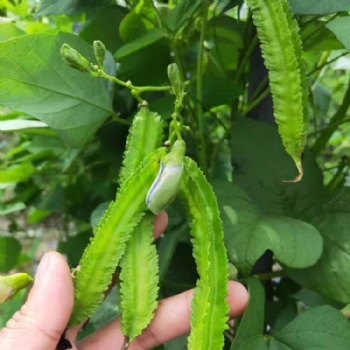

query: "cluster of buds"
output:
60 40 106 73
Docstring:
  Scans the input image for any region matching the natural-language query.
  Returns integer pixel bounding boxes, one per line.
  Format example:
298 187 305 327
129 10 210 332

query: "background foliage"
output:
1 0 350 348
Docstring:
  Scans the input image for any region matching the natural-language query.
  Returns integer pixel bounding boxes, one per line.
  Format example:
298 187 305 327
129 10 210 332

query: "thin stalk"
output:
303 13 339 43
243 88 270 116
95 70 172 102
172 43 185 82
313 76 350 155
249 75 268 104
308 118 350 136
235 36 258 84
326 157 349 192
308 51 348 77
196 0 210 173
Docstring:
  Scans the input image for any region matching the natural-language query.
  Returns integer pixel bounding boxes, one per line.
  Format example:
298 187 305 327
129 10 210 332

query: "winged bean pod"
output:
119 107 163 342
68 147 166 327
246 0 308 181
179 157 229 350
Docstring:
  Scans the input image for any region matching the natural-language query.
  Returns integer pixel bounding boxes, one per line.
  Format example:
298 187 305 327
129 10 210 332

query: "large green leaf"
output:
0 202 26 215
114 28 164 61
286 213 350 303
79 6 126 53
0 119 50 133
231 278 268 350
269 306 350 349
215 181 322 275
35 0 114 17
0 23 25 41
290 0 350 14
326 17 350 53
231 118 325 221
0 163 35 183
165 0 201 33
0 32 113 147
0 237 22 272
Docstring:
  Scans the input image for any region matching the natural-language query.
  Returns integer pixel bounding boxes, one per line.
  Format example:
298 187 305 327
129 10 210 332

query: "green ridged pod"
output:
119 106 163 185
246 0 308 181
120 212 159 341
119 107 163 342
180 157 229 350
69 147 166 327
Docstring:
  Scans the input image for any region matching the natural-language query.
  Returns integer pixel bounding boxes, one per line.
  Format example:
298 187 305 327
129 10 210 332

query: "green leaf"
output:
114 28 164 60
118 40 170 86
0 237 22 272
290 0 350 14
269 306 350 350
326 17 350 53
79 6 126 53
165 0 201 33
207 15 243 72
286 213 350 303
0 163 35 183
325 187 350 213
0 32 113 148
301 21 344 52
0 119 49 131
200 75 241 109
293 287 345 309
0 289 27 328
0 202 26 215
35 0 114 17
231 118 326 221
119 1 156 42
231 278 268 350
215 181 323 275
0 23 25 41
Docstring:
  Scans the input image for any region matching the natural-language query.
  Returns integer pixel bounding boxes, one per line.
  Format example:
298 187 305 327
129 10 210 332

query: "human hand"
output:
0 213 248 350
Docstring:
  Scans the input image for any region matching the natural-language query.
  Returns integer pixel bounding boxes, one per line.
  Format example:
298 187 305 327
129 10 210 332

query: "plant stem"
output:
196 0 209 174
243 88 270 116
96 70 172 101
249 75 269 104
235 36 258 84
313 75 350 155
308 51 348 77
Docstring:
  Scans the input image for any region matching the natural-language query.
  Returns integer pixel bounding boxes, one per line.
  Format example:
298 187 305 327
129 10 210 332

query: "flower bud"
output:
93 40 106 67
167 63 182 96
146 140 186 214
61 44 90 72
0 273 33 303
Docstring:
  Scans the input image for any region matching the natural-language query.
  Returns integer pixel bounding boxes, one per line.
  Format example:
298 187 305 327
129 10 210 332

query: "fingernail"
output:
35 253 52 286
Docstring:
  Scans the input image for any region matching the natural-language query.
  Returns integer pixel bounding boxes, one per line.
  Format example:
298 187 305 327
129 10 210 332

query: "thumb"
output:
0 252 74 350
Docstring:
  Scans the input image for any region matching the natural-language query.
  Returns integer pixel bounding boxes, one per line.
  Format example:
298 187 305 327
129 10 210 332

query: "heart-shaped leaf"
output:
214 181 323 275
269 305 350 350
286 213 350 303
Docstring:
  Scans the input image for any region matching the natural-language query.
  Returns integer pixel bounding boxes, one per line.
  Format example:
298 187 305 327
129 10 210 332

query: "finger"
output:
77 281 248 350
153 211 168 239
0 252 74 350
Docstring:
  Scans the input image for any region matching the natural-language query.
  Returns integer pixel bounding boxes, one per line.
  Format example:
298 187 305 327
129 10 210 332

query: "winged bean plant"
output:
1 1 350 349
